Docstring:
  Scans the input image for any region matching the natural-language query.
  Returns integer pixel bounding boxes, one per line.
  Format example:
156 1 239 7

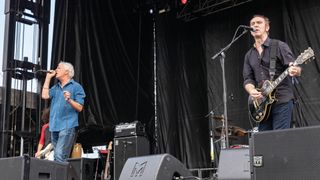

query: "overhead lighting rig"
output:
176 0 253 22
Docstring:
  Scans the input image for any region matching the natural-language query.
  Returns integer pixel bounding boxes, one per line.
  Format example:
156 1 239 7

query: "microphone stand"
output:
211 28 250 149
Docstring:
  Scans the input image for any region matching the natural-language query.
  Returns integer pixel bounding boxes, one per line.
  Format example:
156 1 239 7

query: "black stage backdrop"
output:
50 0 320 168
156 13 209 167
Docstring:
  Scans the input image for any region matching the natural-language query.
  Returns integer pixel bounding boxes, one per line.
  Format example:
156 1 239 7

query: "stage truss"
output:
176 0 253 22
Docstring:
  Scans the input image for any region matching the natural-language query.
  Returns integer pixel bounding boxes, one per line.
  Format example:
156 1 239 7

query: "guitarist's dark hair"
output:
41 108 50 124
252 14 270 26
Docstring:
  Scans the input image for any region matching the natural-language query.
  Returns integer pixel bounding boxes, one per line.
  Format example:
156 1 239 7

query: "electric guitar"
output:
101 141 113 180
35 143 54 160
248 47 315 122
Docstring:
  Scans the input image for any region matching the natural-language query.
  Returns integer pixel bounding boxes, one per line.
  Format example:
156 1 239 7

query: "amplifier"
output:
115 121 145 137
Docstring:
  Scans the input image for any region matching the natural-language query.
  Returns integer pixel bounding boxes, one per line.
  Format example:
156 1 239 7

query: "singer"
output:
243 14 301 131
41 62 86 162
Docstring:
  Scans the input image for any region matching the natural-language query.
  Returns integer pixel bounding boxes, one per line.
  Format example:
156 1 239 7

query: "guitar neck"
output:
265 68 289 95
103 141 112 180
106 152 110 165
103 151 111 179
267 47 316 94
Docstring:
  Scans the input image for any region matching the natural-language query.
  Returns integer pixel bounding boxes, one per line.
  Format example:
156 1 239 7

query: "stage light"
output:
180 0 188 5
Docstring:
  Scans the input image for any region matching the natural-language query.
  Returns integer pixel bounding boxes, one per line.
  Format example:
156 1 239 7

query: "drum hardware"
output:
215 126 247 137
212 115 233 122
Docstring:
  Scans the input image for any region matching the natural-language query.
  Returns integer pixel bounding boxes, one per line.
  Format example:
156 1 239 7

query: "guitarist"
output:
243 14 301 131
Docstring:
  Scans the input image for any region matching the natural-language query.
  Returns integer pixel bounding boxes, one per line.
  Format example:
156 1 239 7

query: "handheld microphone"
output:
240 25 256 32
36 70 51 73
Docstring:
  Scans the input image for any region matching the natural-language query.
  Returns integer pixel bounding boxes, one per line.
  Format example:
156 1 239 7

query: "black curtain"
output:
50 0 320 169
282 0 320 126
156 12 210 168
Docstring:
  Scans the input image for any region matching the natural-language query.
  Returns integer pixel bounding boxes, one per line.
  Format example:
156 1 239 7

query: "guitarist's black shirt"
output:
243 37 295 104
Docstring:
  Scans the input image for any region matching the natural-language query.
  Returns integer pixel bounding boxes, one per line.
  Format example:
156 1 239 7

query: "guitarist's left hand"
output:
288 62 301 77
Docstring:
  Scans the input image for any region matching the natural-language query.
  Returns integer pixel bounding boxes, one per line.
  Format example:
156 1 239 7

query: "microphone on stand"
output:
239 25 256 32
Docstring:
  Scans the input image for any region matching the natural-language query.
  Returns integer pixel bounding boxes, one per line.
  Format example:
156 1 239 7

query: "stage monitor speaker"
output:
217 148 251 180
251 125 320 180
114 135 150 180
119 153 192 180
0 155 68 180
67 158 97 180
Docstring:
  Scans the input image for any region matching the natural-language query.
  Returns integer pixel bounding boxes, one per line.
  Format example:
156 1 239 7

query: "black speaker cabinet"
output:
217 148 251 180
67 158 97 180
251 125 320 180
119 153 192 180
0 155 68 180
114 136 150 180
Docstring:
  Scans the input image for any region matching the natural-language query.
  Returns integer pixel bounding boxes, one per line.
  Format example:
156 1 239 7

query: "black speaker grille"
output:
0 156 68 180
251 125 320 180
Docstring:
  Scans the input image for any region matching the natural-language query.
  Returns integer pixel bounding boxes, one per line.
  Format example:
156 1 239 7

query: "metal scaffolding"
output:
0 0 51 157
177 0 253 22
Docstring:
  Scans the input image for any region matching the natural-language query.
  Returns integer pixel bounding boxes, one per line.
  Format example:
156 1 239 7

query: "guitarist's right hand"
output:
245 84 263 99
249 89 263 99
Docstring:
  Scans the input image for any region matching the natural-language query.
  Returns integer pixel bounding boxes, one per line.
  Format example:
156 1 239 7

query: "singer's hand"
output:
63 91 71 101
46 70 56 78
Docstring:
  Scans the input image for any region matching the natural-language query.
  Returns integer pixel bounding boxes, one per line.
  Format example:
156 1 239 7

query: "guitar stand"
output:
94 156 100 180
94 150 108 180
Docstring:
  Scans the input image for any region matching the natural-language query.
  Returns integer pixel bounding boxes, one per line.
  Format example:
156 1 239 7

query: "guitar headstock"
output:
107 141 113 151
294 47 315 65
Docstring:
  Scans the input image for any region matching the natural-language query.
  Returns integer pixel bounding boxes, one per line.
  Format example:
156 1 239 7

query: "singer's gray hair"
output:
59 62 74 79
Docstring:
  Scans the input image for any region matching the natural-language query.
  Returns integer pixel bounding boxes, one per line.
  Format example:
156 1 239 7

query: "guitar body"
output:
248 80 276 123
36 143 54 160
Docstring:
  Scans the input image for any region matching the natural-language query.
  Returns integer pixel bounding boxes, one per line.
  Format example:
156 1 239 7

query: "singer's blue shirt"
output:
49 79 85 132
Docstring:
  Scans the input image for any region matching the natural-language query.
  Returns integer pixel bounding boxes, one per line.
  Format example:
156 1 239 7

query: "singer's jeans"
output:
258 100 293 131
51 128 76 162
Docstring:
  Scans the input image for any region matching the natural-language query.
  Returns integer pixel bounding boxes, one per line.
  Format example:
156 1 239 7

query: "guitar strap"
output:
269 39 279 81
